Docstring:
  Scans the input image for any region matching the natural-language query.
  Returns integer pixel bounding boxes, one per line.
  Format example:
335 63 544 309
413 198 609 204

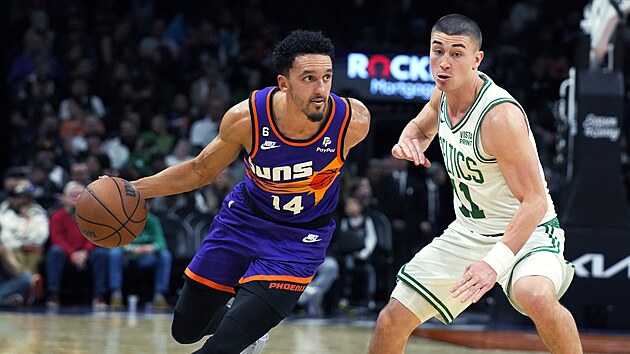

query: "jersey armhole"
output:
248 90 260 158
473 99 521 163
338 97 352 162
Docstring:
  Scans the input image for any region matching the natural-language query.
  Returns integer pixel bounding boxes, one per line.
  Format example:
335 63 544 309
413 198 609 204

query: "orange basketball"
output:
75 176 147 248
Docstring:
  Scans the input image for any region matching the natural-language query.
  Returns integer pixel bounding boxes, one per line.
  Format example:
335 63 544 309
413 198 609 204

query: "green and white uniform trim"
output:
397 264 455 324
392 217 574 324
390 73 575 325
437 72 557 235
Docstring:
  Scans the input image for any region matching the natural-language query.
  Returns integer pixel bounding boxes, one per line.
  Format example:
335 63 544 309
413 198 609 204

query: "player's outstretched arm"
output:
391 88 441 167
343 98 371 158
133 100 252 199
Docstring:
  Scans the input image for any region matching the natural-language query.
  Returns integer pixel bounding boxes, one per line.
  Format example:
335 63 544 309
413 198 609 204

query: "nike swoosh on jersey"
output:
260 142 281 150
302 234 322 243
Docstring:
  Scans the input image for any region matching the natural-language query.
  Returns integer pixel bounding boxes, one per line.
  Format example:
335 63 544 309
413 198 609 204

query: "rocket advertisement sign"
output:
333 52 435 103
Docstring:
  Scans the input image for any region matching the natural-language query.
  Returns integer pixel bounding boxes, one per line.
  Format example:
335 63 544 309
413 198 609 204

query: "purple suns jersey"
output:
184 87 353 292
244 86 352 224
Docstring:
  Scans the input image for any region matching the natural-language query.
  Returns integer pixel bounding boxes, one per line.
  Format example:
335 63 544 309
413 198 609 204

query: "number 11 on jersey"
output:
450 178 486 219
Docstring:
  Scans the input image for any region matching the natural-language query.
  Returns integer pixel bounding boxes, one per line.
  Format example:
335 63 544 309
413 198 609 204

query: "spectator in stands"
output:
375 157 427 269
45 181 109 311
108 207 172 310
31 149 66 192
0 241 33 308
189 95 225 154
365 158 386 196
141 114 175 158
194 168 235 215
25 10 55 52
138 19 179 60
165 139 195 167
334 196 378 310
68 161 92 187
10 63 58 165
58 78 106 120
167 93 192 138
10 31 58 85
101 118 139 170
32 115 63 160
0 180 49 275
230 67 262 103
189 63 231 111
84 153 113 181
28 163 59 211
1 169 28 203
297 255 339 317
350 176 380 212
421 162 455 243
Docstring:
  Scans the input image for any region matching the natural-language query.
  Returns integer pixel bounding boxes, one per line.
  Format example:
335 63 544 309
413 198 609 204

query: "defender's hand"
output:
392 139 431 168
451 261 497 303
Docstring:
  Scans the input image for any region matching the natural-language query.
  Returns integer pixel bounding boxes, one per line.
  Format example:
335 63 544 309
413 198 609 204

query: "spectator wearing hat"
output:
0 180 49 274
1 168 30 203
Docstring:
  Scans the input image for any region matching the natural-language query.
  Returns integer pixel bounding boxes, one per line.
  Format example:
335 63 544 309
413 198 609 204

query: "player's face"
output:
280 54 333 122
429 32 483 92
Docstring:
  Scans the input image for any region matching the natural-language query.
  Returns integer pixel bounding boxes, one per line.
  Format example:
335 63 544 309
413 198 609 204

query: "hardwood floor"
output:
0 311 626 353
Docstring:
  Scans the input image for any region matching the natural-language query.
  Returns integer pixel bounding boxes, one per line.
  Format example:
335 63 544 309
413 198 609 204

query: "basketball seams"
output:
76 177 147 248
129 200 146 223
84 182 126 226
128 186 142 222
109 176 134 219
109 176 146 224
75 212 122 246
75 213 119 231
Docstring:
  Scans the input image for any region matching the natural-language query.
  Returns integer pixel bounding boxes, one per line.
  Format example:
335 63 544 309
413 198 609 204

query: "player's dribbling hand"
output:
451 262 497 303
392 138 431 168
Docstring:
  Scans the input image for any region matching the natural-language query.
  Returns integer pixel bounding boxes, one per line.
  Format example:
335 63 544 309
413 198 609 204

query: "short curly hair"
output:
272 30 334 76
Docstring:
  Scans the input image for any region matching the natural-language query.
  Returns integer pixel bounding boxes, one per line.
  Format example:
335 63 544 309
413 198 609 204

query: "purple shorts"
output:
186 183 335 293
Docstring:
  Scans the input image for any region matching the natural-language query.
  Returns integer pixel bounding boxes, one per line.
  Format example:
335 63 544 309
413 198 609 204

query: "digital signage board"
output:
333 52 435 103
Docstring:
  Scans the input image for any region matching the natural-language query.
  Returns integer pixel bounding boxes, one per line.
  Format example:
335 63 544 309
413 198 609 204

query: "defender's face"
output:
429 31 483 92
279 54 333 122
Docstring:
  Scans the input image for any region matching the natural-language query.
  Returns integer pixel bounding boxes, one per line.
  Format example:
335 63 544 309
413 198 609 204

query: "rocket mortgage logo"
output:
336 52 436 102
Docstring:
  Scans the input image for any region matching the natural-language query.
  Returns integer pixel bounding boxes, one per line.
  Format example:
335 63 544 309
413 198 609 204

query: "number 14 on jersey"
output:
272 195 304 215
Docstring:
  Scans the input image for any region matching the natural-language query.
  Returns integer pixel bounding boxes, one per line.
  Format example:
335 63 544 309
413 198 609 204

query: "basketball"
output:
75 176 147 248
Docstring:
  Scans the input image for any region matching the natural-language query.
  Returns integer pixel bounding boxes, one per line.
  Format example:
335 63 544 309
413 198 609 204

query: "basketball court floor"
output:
1 307 628 354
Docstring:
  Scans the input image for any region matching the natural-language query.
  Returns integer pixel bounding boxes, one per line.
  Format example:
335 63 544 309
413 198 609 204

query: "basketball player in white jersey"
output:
368 14 582 353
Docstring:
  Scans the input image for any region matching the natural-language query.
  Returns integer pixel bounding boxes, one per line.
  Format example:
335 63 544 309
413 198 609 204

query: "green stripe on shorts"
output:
506 225 561 299
397 265 454 324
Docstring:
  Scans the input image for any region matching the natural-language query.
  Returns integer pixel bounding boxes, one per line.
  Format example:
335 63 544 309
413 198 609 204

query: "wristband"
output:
482 242 515 275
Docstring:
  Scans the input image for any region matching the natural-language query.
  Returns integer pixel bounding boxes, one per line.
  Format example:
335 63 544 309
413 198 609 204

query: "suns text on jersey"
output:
247 157 313 182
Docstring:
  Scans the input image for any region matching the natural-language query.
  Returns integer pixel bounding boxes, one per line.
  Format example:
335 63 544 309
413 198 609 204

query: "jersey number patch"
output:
272 195 304 215
450 179 486 219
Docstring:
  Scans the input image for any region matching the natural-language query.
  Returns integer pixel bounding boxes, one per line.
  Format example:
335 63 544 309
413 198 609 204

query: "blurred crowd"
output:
1 0 592 314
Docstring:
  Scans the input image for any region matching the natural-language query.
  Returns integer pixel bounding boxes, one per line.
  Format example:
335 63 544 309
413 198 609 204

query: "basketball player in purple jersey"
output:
132 30 370 353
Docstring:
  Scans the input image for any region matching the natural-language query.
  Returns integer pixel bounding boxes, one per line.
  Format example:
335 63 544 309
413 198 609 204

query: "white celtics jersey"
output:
437 72 556 235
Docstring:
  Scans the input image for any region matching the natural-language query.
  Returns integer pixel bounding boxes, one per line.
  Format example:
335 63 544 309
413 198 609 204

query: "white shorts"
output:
391 218 574 324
